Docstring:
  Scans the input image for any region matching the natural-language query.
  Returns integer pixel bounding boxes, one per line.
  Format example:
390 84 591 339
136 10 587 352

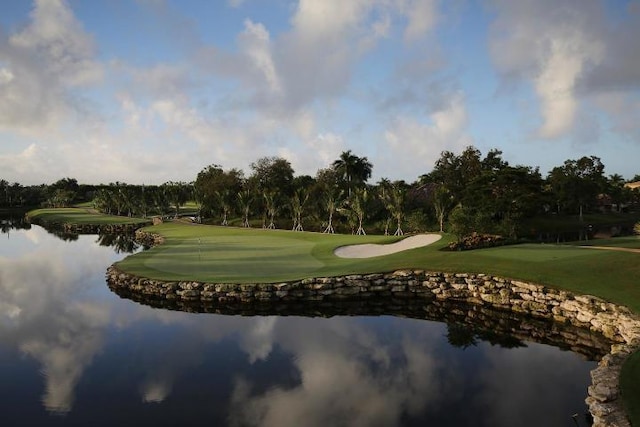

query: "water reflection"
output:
0 211 31 236
94 233 143 254
0 226 602 426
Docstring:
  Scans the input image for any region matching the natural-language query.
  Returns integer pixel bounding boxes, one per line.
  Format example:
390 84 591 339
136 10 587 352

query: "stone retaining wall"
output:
106 230 640 426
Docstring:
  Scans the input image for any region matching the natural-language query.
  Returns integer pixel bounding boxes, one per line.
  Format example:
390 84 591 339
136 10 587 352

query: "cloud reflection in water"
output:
0 227 596 426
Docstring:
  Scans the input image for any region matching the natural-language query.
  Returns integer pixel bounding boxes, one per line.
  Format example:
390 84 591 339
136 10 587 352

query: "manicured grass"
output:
118 223 405 283
117 222 640 311
570 236 640 249
27 208 150 226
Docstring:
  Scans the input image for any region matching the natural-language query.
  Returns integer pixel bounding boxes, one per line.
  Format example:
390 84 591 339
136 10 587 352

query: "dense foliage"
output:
3 147 639 239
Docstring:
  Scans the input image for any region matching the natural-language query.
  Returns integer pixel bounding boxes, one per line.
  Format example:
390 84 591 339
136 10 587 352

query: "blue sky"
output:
0 0 639 184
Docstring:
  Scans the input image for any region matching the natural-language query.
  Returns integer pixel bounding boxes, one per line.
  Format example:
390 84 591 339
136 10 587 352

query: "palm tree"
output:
322 188 343 234
237 190 253 228
332 150 373 197
215 190 232 226
382 184 405 236
377 178 392 235
290 188 309 231
263 190 278 229
350 187 369 235
164 181 190 218
432 184 453 232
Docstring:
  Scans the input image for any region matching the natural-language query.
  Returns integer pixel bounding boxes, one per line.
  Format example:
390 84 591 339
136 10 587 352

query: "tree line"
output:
2 147 639 238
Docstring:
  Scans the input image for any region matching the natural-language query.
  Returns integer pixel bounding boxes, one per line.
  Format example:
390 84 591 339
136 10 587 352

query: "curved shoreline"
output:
107 265 640 426
106 229 640 426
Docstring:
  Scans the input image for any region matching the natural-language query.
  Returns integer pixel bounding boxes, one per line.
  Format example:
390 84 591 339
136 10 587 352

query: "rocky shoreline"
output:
106 230 640 426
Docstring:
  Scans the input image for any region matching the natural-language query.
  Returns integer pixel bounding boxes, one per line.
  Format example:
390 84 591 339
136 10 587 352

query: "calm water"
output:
0 224 602 427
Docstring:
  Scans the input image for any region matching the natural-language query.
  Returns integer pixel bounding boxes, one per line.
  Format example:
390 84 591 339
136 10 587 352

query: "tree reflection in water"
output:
95 232 142 254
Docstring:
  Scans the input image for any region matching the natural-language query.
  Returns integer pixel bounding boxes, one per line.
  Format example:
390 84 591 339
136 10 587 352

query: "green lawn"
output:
27 208 151 226
570 236 640 249
118 223 406 283
117 222 640 311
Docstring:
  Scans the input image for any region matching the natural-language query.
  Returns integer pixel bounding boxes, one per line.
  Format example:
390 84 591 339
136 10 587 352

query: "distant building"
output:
625 181 640 190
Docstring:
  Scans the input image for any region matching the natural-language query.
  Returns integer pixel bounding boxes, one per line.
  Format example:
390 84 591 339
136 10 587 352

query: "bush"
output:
635 222 640 236
447 232 506 251
405 210 432 233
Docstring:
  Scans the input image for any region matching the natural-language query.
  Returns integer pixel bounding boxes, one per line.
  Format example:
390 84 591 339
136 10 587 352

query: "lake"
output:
0 223 603 426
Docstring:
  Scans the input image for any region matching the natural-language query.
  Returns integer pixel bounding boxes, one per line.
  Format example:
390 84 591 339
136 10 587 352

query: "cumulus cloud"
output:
488 0 605 139
400 0 439 41
278 131 346 176
0 0 102 133
239 20 282 95
379 92 472 179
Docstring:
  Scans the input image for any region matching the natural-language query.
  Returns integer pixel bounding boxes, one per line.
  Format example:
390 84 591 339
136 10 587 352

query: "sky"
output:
0 0 639 185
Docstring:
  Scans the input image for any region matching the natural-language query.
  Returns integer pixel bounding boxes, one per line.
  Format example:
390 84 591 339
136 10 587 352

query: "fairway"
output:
473 244 597 262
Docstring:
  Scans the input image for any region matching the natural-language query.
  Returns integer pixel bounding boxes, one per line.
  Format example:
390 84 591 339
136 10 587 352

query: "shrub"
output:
447 232 506 251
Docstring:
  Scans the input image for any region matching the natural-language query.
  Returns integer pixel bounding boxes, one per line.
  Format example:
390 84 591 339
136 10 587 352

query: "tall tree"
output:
332 150 373 196
194 165 244 219
383 183 406 236
431 184 453 233
350 187 369 235
215 190 232 226
606 173 629 212
249 157 295 196
237 190 253 228
163 181 191 218
322 187 343 234
290 188 309 231
263 190 278 229
548 156 605 221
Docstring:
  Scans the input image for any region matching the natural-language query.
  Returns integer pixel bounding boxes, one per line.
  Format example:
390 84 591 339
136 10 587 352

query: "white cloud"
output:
0 0 102 134
239 20 282 94
400 0 439 41
278 131 346 176
534 33 603 138
380 92 472 179
488 0 605 139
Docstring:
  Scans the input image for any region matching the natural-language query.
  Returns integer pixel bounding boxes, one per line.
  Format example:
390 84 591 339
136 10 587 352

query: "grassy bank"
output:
117 222 640 310
115 222 639 424
26 208 151 227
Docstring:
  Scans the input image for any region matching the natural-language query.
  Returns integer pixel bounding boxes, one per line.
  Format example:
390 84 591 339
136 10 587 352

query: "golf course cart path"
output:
334 234 442 258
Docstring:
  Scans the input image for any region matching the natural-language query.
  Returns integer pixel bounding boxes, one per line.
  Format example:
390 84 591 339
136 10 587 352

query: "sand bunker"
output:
334 234 442 259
